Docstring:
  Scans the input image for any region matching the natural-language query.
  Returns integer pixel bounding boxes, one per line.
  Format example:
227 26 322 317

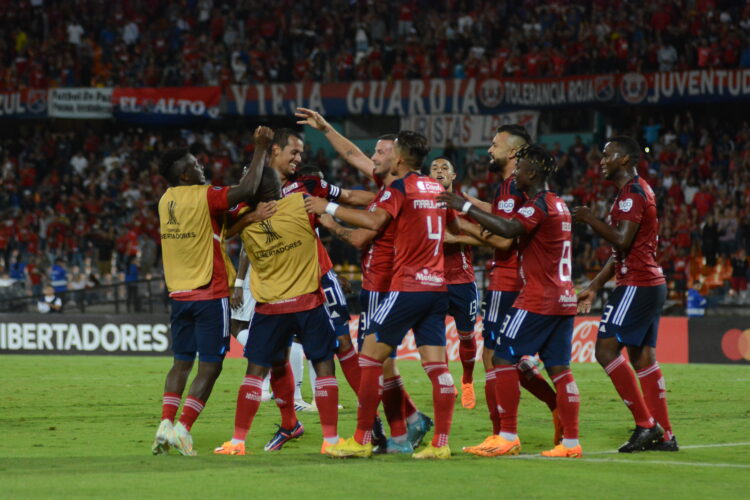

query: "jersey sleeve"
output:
207 186 230 216
513 197 547 234
302 177 342 201
613 191 647 224
375 179 405 219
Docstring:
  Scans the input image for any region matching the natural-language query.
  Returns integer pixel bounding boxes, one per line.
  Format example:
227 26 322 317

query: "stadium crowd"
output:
2 0 750 89
1 109 749 309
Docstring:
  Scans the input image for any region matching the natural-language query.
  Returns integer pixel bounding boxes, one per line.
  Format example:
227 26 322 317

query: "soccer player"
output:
268 128 375 401
451 126 562 443
213 167 341 456
429 156 481 409
307 131 460 460
306 128 433 453
573 136 677 452
152 126 273 456
440 145 583 458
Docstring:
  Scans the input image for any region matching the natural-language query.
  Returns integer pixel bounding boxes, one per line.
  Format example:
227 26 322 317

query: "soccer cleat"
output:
461 382 476 409
618 424 664 453
294 399 317 412
213 441 246 456
648 436 679 452
151 419 173 455
374 437 414 454
324 437 373 458
264 420 305 451
406 412 434 448
541 443 583 458
462 435 496 454
465 435 521 457
412 444 451 459
169 422 197 456
371 415 387 450
320 438 344 454
552 409 563 445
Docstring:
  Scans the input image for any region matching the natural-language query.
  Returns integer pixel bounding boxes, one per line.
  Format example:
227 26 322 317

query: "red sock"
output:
458 333 477 384
161 392 181 422
518 366 557 412
354 355 383 445
400 377 419 420
424 362 456 447
637 363 673 441
382 376 407 437
315 376 339 439
604 355 655 428
178 396 205 431
484 370 500 434
270 362 298 429
337 345 361 395
551 369 580 440
493 365 520 435
232 376 263 441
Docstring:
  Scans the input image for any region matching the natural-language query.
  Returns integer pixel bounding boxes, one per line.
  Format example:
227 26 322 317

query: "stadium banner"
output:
617 69 750 105
400 111 539 147
112 86 221 123
48 87 113 119
0 89 47 118
688 317 750 364
0 314 170 355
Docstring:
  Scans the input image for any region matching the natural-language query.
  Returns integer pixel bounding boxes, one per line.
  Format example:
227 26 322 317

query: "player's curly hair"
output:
159 147 189 185
513 144 557 178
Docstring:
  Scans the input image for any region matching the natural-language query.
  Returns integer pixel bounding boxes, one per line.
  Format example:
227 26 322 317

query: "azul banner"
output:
0 89 47 118
112 86 221 123
48 87 113 118
400 110 539 148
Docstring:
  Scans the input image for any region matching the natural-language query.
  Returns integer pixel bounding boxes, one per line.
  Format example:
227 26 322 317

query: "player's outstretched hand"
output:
254 126 274 149
437 191 467 211
572 206 591 224
577 288 595 314
230 285 244 310
295 107 330 132
319 213 336 229
250 201 277 222
304 195 328 215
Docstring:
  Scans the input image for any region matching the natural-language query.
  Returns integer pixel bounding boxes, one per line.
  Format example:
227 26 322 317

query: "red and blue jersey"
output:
512 190 576 316
375 172 455 292
444 207 475 285
488 177 526 292
608 176 665 287
361 183 395 292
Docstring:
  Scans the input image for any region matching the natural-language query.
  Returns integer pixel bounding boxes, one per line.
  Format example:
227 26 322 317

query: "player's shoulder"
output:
623 176 649 199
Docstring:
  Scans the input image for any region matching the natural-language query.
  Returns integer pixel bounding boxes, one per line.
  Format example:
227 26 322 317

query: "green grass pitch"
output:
1 356 749 499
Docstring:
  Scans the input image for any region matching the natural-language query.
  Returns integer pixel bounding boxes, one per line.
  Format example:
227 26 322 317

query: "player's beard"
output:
489 155 507 173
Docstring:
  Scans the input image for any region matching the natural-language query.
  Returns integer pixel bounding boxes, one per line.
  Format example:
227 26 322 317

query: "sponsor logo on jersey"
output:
562 221 571 232
413 199 439 209
497 199 515 213
415 180 444 194
320 180 328 188
415 268 444 285
378 191 391 202
518 207 535 217
618 198 633 212
282 182 299 195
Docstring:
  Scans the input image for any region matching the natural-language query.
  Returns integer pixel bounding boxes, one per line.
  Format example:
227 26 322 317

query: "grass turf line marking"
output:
584 442 750 456
511 456 750 469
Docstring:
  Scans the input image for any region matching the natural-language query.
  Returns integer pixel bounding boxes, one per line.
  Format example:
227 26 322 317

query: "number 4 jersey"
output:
512 190 576 316
375 171 455 292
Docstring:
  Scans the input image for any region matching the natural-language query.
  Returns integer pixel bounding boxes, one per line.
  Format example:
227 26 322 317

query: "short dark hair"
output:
395 130 430 168
607 136 641 166
252 167 282 204
514 144 557 179
159 148 189 185
272 128 303 150
296 164 324 178
378 133 397 142
431 156 455 172
188 141 207 156
497 124 532 145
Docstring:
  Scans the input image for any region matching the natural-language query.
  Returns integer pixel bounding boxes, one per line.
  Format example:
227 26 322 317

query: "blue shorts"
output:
359 289 396 358
447 282 479 333
322 270 351 337
245 305 337 367
481 290 519 344
495 308 574 368
170 297 231 363
598 284 666 348
368 291 448 348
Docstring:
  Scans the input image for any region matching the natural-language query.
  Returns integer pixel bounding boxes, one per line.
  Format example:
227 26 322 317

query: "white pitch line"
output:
584 441 750 456
512 456 750 469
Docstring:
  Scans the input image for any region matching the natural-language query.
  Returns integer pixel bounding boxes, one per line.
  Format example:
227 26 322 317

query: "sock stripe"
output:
338 345 357 362
242 376 264 388
423 362 448 374
636 363 661 378
486 371 496 381
552 369 572 384
359 355 383 368
315 377 338 388
163 397 181 405
183 398 205 412
604 355 627 375
492 365 516 375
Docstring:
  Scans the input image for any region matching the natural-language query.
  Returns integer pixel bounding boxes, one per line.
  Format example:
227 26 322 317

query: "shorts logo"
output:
166 200 178 225
497 199 515 213
618 198 633 212
259 220 282 244
518 207 534 218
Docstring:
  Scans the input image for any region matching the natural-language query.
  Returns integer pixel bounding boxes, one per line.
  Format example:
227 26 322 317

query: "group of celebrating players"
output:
150 108 677 460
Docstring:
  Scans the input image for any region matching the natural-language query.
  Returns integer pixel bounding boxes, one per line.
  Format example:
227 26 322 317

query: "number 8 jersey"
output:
512 190 577 316
375 171 455 292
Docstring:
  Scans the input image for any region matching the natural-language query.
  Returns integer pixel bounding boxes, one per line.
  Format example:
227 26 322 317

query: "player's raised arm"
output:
227 126 274 207
305 195 391 232
319 213 378 250
338 188 377 206
439 191 525 239
225 201 277 238
573 206 639 252
295 107 376 180
453 217 514 250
